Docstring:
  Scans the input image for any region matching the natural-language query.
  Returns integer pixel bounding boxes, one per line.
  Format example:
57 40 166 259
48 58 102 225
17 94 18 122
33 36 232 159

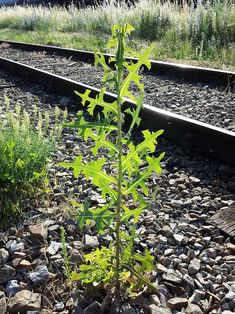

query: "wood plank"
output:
207 205 235 238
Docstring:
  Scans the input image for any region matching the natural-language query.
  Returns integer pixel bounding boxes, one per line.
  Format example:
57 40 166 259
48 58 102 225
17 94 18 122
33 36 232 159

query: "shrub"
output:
0 96 66 220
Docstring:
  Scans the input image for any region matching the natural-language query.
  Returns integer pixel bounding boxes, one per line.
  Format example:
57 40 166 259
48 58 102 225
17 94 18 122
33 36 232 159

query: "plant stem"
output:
114 27 124 307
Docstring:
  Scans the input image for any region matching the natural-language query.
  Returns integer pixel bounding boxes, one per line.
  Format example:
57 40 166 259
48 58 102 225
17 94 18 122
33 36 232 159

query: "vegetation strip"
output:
0 56 234 166
0 40 234 88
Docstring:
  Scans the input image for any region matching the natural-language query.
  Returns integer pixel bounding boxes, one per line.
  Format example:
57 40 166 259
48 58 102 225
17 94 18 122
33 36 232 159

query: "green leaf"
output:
122 129 164 174
120 44 155 100
124 92 143 132
90 131 118 157
60 157 116 199
75 202 115 232
132 249 155 272
74 246 115 285
123 152 165 201
121 203 147 223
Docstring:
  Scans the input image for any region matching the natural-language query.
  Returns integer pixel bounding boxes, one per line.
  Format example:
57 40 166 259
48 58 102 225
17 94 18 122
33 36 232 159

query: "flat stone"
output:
167 297 188 310
188 258 201 275
84 235 99 248
149 304 171 314
0 292 7 314
162 271 183 284
28 265 49 286
0 265 15 284
186 303 203 314
0 248 9 266
8 290 41 313
28 224 48 244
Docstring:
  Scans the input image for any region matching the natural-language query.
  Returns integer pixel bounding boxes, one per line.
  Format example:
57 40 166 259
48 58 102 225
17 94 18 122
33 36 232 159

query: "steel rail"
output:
0 40 234 89
0 56 234 165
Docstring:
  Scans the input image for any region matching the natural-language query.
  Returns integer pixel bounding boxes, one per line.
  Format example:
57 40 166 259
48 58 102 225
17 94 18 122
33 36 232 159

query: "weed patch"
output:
0 97 66 221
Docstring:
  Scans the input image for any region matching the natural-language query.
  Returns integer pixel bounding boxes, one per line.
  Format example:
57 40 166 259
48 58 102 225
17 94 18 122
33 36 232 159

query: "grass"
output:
0 0 234 70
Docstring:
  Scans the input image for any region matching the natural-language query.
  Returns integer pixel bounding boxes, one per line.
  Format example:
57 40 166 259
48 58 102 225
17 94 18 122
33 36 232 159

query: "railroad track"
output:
0 49 235 313
0 40 235 166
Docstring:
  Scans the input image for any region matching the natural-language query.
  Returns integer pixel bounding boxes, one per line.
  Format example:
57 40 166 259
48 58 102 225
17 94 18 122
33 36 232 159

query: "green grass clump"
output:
0 97 65 221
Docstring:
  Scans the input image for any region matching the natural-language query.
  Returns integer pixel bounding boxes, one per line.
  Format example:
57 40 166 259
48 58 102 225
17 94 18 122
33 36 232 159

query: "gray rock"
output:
189 290 206 303
84 235 99 248
183 274 195 290
84 301 101 314
223 291 235 302
28 265 49 286
0 292 7 314
162 271 183 284
188 258 201 275
6 240 24 254
186 303 203 314
189 176 201 184
161 225 173 238
70 249 84 264
149 304 171 314
228 298 235 310
173 234 185 245
47 241 61 256
8 290 41 313
55 301 65 311
0 265 15 284
0 248 9 266
28 224 48 244
187 249 196 260
167 297 188 310
6 280 20 297
150 295 161 306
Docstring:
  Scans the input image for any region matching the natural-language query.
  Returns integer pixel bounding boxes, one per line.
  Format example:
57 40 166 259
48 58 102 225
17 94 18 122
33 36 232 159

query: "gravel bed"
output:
1 47 235 132
0 70 235 314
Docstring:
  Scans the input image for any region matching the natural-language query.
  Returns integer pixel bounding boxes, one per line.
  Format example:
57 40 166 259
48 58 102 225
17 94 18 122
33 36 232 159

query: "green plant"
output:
60 23 164 310
0 97 64 220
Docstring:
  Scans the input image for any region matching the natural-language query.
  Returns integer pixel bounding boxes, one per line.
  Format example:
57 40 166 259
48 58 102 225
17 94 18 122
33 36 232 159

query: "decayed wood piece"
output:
207 205 235 238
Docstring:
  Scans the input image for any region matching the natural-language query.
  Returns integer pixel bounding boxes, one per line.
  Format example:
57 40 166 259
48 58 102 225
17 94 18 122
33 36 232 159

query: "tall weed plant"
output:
60 24 164 310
